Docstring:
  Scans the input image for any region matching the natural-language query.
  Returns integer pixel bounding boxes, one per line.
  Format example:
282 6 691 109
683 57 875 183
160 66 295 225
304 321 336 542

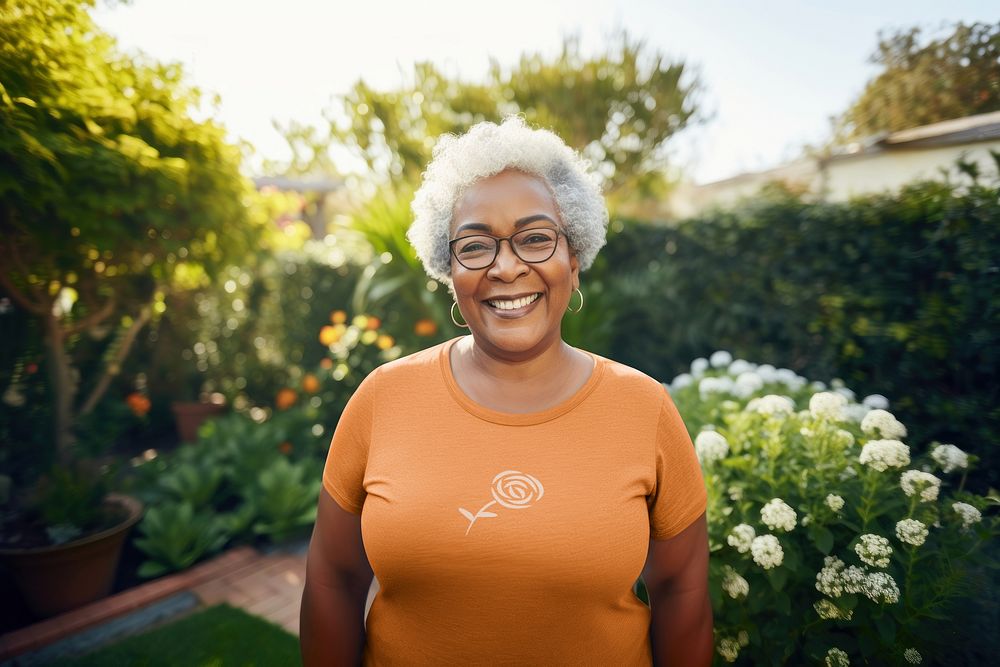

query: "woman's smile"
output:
482 292 543 318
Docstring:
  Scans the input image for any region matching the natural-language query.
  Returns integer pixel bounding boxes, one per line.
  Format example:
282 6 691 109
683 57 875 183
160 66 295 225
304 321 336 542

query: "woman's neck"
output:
458 333 577 386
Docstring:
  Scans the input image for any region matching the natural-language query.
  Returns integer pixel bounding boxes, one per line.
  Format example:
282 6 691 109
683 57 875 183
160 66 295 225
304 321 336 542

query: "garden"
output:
1 2 998 665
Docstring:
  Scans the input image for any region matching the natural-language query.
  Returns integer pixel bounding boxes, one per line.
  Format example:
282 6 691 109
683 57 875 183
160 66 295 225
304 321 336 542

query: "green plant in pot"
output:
0 0 270 618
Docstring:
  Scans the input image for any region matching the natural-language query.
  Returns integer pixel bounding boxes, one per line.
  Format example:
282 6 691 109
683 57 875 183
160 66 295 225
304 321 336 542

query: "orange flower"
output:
278 441 293 455
302 374 320 393
276 388 297 410
330 310 347 324
319 325 341 346
414 318 437 336
376 334 394 350
320 358 334 369
366 316 381 330
126 392 151 418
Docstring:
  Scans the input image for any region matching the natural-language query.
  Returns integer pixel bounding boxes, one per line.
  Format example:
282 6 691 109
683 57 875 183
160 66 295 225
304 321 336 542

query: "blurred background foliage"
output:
274 30 703 214
832 21 1000 144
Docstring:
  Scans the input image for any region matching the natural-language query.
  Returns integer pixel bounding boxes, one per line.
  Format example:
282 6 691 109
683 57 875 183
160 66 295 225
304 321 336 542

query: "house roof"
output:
833 110 1000 160
878 110 1000 148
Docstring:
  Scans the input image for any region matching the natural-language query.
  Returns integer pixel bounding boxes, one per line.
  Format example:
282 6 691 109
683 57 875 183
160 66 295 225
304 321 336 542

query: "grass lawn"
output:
60 603 300 666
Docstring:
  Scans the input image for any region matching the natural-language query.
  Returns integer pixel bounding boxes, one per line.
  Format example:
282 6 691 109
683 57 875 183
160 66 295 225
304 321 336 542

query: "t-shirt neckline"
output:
439 335 605 426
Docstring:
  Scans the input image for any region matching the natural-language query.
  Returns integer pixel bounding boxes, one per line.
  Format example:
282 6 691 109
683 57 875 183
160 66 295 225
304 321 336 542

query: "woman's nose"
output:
488 238 529 278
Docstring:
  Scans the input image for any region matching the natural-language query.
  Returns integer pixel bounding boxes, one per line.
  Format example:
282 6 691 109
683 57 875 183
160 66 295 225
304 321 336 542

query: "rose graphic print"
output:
459 470 544 535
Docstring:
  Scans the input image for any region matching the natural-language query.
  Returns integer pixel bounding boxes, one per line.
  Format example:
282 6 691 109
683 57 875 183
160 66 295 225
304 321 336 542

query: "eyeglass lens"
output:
452 228 559 269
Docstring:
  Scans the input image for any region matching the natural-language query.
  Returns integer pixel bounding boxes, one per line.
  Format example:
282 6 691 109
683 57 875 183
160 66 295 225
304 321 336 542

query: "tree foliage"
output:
280 33 702 200
835 21 1000 142
0 0 264 462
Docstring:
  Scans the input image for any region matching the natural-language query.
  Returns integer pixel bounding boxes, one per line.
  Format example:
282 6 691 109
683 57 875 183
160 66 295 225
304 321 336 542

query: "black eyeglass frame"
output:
448 227 566 270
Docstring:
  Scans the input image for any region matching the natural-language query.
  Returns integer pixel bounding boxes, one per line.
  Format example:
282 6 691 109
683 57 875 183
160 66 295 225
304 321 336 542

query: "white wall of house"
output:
663 113 1000 220
821 142 1000 201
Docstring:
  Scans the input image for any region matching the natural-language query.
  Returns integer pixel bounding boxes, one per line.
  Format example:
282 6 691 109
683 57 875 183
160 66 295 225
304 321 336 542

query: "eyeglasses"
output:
448 227 564 270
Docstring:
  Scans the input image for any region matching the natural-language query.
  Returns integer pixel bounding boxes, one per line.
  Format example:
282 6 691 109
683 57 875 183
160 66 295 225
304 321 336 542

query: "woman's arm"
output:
643 511 713 667
300 488 373 666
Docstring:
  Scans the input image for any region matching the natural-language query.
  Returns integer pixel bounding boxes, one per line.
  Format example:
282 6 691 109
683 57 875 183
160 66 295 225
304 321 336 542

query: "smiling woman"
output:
300 116 713 666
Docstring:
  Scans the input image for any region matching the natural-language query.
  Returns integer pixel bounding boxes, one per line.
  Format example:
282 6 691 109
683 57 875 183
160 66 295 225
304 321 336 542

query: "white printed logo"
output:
459 470 544 535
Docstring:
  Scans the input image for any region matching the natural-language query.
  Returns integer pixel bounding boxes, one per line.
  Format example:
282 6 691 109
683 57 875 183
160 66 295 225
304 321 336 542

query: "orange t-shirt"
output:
322 336 707 666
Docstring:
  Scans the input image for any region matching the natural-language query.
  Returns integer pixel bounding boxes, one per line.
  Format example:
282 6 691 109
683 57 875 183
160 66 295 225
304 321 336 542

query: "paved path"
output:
189 543 308 636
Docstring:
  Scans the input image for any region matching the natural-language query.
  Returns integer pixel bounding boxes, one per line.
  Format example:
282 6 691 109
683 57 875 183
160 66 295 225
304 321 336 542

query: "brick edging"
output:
0 545 260 660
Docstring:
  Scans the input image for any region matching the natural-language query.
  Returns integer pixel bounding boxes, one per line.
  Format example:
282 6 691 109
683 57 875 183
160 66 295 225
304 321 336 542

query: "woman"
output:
301 116 711 666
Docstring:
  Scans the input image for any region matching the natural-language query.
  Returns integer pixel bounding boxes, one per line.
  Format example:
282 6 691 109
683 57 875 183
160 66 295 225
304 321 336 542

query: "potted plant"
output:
0 0 263 617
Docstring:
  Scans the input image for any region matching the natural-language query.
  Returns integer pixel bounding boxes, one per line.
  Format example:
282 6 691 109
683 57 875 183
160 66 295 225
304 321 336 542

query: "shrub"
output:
666 354 998 665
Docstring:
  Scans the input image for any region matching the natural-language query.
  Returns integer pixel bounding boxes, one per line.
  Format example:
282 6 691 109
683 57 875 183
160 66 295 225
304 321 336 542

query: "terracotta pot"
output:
0 493 144 618
171 401 226 442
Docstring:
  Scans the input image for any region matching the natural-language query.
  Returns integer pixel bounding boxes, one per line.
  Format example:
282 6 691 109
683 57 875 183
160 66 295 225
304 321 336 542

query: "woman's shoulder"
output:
364 338 449 385
591 353 669 404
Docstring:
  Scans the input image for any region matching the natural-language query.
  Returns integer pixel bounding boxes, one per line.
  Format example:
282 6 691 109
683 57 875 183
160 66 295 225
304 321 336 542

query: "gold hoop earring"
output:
567 287 584 313
451 301 470 328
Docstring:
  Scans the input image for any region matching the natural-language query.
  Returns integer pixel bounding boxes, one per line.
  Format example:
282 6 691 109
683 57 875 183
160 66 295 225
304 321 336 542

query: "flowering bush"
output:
668 353 998 665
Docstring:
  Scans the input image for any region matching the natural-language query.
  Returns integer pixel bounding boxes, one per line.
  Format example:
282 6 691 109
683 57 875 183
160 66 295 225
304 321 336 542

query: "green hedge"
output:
598 178 1000 492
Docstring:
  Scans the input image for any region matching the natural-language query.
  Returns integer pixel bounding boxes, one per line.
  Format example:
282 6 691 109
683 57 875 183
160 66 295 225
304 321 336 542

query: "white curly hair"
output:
407 115 609 288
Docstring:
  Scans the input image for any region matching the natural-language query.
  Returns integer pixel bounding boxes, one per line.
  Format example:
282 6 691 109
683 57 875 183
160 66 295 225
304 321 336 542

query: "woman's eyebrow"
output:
455 214 557 234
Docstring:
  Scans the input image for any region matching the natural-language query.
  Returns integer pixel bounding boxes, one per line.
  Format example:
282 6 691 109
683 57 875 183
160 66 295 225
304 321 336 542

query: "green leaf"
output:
808 525 834 554
138 560 168 578
768 567 788 592
874 613 896 643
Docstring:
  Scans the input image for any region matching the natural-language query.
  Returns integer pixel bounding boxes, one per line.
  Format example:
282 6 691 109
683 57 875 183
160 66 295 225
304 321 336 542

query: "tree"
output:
834 21 1000 143
281 32 702 201
0 0 266 465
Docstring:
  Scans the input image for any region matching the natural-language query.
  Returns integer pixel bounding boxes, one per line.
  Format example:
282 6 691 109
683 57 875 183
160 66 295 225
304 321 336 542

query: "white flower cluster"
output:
931 443 969 473
815 556 900 604
952 502 982 528
695 430 729 465
833 428 855 447
862 571 901 604
722 565 749 599
859 440 910 472
899 470 941 502
825 494 845 512
727 524 755 553
815 556 850 597
731 371 764 398
809 391 848 421
904 648 922 664
717 637 740 663
699 375 734 399
845 402 871 423
814 599 853 620
855 534 893 568
862 394 889 410
860 409 907 440
895 519 929 547
727 359 752 375
746 394 796 416
750 534 784 569
710 350 733 368
760 498 797 532
669 373 693 391
825 647 850 667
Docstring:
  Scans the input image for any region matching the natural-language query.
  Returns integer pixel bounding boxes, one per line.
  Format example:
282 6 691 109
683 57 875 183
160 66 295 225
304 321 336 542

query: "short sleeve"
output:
647 387 707 540
322 367 380 514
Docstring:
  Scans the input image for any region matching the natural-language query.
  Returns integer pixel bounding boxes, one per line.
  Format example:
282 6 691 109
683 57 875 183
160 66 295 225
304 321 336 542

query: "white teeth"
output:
487 293 541 311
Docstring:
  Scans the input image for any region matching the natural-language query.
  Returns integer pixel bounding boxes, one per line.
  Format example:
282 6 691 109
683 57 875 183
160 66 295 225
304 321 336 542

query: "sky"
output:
93 0 998 184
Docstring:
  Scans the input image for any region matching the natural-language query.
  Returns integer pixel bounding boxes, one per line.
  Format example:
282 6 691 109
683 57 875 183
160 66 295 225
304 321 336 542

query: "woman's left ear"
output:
570 252 580 291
